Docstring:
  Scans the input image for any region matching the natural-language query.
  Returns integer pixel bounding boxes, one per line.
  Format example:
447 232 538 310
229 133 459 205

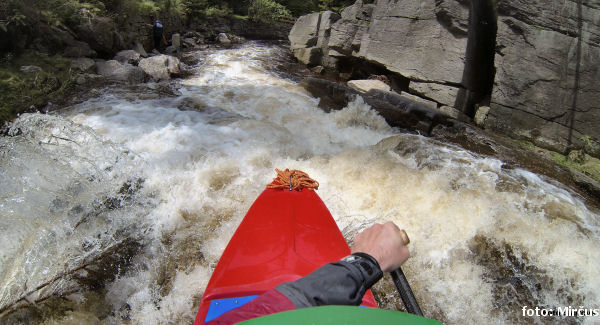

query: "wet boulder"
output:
409 81 460 108
138 55 181 81
289 12 338 66
300 77 359 111
73 16 119 57
96 60 146 84
183 31 205 48
289 12 321 48
218 33 232 48
70 58 96 72
133 42 148 58
172 33 181 52
328 2 373 57
114 50 141 65
183 37 198 49
217 33 245 47
361 88 451 134
347 79 391 93
300 77 452 134
62 41 97 58
292 47 322 66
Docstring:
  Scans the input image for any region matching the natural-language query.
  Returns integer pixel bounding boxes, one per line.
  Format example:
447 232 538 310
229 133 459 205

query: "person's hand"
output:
350 222 410 272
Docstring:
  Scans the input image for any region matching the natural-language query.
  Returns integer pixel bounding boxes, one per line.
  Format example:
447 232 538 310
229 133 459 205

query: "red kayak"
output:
194 170 377 324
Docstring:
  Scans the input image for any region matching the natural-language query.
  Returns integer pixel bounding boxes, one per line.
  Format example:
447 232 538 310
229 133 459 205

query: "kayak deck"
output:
194 188 377 324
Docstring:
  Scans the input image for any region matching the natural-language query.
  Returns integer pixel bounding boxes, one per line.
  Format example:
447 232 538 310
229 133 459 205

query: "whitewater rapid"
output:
1 42 599 324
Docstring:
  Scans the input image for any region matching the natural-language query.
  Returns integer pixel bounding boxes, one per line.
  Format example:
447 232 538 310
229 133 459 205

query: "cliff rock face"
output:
289 13 325 65
289 0 600 157
358 0 469 84
328 2 373 57
486 0 600 156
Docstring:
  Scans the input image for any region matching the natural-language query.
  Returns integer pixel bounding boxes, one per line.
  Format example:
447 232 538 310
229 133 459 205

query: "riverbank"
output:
0 51 75 125
0 2 294 127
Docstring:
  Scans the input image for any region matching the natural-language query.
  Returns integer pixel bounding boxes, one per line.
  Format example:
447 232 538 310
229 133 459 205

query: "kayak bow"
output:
194 169 438 324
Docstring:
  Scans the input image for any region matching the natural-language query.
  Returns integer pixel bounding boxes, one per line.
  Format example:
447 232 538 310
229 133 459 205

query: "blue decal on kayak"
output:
205 295 259 322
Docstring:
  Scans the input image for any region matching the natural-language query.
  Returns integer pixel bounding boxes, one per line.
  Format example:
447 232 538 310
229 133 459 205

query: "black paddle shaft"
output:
391 267 424 316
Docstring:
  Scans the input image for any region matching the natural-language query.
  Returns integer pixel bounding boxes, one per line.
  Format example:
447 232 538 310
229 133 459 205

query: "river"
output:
1 42 599 324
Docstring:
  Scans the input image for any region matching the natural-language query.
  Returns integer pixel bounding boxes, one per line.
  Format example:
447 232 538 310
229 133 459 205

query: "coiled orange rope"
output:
266 169 319 191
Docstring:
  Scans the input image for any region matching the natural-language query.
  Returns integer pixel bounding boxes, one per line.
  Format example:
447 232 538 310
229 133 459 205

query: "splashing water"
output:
1 42 598 324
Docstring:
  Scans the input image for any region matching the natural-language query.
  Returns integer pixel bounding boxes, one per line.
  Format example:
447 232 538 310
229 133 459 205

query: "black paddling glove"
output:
275 253 383 308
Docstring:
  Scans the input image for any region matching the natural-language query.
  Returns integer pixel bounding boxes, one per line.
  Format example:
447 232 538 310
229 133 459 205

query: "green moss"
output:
0 51 74 126
510 138 600 183
549 151 600 183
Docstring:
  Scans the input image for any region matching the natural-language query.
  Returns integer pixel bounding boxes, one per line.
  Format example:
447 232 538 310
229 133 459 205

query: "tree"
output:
248 0 291 23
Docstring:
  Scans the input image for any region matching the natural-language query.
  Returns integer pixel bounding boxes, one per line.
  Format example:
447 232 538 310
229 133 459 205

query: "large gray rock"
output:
316 11 341 68
360 89 452 134
114 50 141 65
347 79 391 93
74 16 118 57
289 0 469 106
172 33 181 52
292 47 322 66
486 0 600 156
316 12 341 48
289 13 321 49
289 12 324 66
300 77 359 111
288 0 600 157
357 0 469 84
133 42 148 58
218 33 232 48
138 55 181 81
183 37 197 48
70 58 96 72
328 1 374 57
96 60 146 84
399 92 437 109
300 77 451 134
409 81 460 107
62 41 97 58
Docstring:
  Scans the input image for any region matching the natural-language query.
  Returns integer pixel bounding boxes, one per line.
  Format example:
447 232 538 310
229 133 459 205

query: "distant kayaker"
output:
206 221 410 324
152 18 166 52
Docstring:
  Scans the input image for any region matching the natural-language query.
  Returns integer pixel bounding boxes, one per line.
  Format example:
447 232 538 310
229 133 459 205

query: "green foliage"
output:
550 151 600 182
204 3 233 17
513 138 600 183
182 0 233 18
248 0 291 23
138 0 161 15
277 0 317 16
157 0 185 15
0 51 74 126
581 135 593 148
49 0 106 26
6 10 27 27
317 0 367 14
0 9 27 35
